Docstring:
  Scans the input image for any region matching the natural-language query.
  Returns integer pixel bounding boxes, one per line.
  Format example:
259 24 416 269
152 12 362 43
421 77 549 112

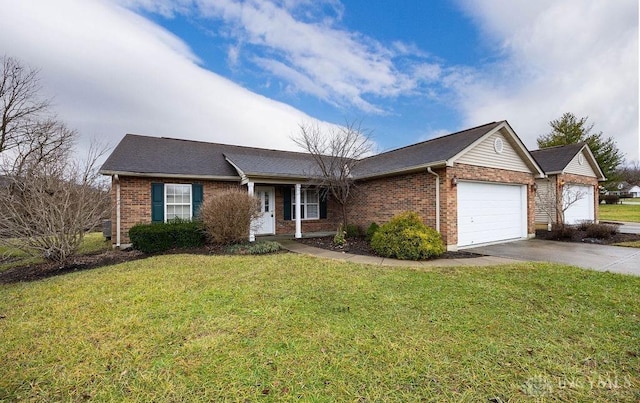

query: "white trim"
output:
115 175 121 247
295 184 302 238
291 187 320 221
98 170 239 181
164 183 192 221
248 182 255 242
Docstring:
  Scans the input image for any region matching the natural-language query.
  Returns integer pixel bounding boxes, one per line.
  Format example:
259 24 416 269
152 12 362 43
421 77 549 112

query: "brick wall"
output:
346 164 536 248
274 186 341 234
110 176 240 244
346 169 442 239
109 177 340 244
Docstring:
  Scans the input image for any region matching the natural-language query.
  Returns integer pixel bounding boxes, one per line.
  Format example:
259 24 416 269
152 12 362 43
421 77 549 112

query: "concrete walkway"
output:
470 239 640 275
278 238 640 276
278 239 520 268
601 221 640 234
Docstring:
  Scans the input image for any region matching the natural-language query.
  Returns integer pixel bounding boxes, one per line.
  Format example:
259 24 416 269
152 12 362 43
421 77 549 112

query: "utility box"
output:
102 220 112 240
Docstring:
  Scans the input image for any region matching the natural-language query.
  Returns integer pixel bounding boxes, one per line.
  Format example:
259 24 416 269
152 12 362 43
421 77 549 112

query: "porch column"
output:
248 181 256 242
295 183 302 238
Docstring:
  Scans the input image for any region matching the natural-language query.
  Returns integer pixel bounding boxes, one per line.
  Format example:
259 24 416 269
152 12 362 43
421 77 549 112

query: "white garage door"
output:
563 184 594 225
457 182 527 247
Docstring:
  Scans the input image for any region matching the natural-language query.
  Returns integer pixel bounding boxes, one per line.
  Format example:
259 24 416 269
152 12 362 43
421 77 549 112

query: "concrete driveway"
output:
470 239 640 276
607 221 640 235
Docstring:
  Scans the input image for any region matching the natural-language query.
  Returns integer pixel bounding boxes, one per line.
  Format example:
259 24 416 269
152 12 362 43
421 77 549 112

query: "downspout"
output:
114 174 121 248
426 168 440 233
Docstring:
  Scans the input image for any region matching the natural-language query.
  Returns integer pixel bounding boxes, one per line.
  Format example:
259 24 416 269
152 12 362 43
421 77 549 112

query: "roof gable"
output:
531 143 605 181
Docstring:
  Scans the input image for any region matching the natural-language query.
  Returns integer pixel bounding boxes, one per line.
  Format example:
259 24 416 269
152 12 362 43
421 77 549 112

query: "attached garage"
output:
457 181 527 247
563 184 594 225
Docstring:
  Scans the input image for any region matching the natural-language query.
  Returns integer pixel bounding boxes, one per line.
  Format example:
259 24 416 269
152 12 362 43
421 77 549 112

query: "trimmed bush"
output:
548 224 577 240
602 195 620 205
200 190 261 244
585 223 619 239
129 220 205 253
225 241 281 255
345 224 360 239
370 212 445 260
365 222 379 242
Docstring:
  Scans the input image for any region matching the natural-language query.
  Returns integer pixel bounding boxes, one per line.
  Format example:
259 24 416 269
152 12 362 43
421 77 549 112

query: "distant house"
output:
100 120 547 251
530 143 606 226
610 182 640 198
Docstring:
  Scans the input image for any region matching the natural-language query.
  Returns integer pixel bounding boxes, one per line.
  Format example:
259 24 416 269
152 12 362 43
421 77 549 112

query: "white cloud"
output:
0 0 330 156
131 0 443 114
453 0 639 161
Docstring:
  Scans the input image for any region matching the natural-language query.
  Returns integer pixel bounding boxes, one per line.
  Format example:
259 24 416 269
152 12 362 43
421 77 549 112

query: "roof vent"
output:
494 137 504 154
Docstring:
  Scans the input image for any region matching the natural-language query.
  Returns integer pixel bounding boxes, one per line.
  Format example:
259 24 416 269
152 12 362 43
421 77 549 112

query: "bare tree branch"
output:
293 120 374 226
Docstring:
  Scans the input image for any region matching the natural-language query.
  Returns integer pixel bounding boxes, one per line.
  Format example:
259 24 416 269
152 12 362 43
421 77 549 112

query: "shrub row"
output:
129 220 205 253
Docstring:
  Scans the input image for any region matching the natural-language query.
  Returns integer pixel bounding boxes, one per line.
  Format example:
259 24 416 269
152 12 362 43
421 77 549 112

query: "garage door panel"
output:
564 185 594 224
457 182 527 247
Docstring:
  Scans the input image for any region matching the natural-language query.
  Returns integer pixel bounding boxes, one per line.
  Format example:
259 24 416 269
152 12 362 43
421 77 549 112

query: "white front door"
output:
255 186 275 235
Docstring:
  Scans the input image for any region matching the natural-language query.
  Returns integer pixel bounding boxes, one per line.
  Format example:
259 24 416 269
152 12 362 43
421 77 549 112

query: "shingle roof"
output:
100 121 525 180
223 151 320 178
530 143 586 173
353 121 503 177
99 134 315 179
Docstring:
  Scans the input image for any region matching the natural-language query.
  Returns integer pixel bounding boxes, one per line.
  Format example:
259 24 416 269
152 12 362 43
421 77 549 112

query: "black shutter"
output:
320 191 327 219
151 183 164 223
283 186 292 220
192 183 203 219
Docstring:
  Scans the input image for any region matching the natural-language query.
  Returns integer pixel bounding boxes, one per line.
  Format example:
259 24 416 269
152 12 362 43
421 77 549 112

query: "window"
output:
165 184 192 221
291 188 319 220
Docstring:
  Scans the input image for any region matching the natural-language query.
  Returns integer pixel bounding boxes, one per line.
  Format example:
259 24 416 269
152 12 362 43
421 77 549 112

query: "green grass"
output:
599 203 640 222
1 254 638 401
0 232 111 272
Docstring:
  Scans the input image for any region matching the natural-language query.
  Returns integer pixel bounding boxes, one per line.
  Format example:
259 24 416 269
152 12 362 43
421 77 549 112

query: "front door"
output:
255 186 275 235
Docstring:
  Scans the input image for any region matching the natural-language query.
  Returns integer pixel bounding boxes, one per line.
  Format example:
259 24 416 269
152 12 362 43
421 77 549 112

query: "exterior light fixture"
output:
451 176 458 186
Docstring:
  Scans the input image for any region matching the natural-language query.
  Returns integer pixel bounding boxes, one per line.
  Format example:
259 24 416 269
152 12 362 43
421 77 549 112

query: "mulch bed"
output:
296 236 482 259
535 229 640 244
0 244 231 285
4 228 638 285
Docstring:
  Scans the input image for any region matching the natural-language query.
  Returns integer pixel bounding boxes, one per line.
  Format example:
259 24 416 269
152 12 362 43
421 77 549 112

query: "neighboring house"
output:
99 120 546 251
610 182 640 198
530 143 606 227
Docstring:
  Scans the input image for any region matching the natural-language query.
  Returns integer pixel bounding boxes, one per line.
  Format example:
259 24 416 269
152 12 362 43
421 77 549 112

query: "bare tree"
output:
293 120 374 227
0 56 50 155
0 142 109 262
0 56 110 262
536 180 587 229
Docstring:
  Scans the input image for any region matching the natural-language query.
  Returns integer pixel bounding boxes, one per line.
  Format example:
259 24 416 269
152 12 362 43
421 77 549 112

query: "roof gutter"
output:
114 174 121 248
98 170 240 181
354 160 449 180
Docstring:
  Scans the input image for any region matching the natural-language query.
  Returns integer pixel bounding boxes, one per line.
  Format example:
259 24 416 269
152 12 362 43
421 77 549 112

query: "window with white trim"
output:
291 188 319 220
165 184 192 221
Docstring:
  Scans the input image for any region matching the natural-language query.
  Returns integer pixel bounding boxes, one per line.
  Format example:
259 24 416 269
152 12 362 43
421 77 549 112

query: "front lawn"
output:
0 255 638 401
599 203 640 222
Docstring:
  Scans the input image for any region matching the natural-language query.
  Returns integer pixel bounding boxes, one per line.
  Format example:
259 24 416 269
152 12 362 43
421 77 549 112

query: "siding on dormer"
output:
456 131 531 173
565 150 597 177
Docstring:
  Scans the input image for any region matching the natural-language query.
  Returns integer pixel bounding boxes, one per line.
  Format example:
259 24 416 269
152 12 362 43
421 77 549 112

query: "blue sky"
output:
1 0 638 161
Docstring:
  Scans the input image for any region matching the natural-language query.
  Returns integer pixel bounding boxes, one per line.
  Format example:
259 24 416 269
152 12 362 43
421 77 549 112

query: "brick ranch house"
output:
100 120 576 251
530 143 606 228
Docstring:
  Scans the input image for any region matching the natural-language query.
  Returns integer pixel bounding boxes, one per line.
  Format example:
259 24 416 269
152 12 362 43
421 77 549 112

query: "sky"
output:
1 0 638 163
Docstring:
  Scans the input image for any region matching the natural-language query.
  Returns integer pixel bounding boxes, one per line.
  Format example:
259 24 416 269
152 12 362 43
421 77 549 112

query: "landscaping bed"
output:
296 236 481 259
535 228 640 245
